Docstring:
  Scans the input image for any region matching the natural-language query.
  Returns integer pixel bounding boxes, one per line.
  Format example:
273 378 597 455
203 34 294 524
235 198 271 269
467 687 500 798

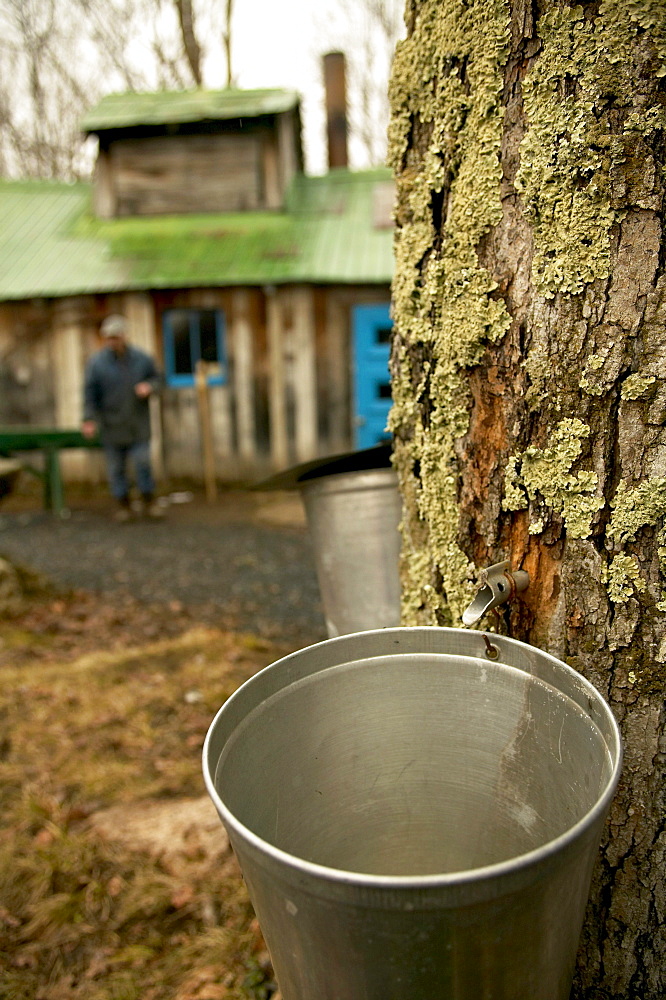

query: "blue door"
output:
352 303 393 450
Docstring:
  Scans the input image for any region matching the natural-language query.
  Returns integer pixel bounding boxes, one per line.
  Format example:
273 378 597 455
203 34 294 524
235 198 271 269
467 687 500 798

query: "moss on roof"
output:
0 169 394 301
81 88 300 133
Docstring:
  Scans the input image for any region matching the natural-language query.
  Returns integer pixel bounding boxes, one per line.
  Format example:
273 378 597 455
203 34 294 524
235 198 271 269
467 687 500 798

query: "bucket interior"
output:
214 652 614 878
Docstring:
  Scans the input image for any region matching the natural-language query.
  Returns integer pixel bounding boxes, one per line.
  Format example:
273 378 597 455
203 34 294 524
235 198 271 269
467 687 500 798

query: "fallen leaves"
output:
0 615 285 999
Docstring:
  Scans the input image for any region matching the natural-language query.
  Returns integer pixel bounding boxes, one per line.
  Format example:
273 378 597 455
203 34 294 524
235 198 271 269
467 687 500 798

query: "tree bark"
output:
388 1 665 996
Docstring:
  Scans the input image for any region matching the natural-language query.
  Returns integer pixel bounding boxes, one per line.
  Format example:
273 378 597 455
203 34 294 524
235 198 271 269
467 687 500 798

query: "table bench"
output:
0 427 101 516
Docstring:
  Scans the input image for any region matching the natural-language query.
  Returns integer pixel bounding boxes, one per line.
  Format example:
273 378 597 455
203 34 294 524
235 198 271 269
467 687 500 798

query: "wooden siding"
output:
52 299 87 478
0 284 390 486
278 110 300 199
91 111 302 219
122 292 164 480
0 301 57 427
105 133 263 217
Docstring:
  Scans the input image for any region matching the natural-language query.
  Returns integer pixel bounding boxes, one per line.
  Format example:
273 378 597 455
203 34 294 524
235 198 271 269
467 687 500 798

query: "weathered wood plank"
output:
230 289 256 464
52 299 89 478
323 292 351 452
291 285 318 462
267 291 289 469
278 110 300 190
110 134 262 215
262 136 281 210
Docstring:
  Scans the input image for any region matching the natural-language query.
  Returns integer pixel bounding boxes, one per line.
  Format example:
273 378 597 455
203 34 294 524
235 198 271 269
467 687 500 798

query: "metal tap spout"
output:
462 560 529 627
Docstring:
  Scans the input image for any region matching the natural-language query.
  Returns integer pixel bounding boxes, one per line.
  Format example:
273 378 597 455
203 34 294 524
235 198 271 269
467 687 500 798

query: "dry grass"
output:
0 623 290 999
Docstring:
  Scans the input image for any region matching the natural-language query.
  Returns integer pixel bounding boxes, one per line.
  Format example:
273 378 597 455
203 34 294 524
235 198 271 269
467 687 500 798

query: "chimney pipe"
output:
323 51 348 170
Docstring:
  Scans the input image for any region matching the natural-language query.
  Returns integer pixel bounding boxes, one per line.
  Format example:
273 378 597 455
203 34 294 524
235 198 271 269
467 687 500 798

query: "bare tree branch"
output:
152 38 190 89
175 0 202 86
223 0 233 87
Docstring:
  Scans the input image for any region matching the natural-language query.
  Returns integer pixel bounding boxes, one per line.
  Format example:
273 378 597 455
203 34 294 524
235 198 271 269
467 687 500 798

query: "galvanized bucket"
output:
203 627 621 1000
299 466 401 636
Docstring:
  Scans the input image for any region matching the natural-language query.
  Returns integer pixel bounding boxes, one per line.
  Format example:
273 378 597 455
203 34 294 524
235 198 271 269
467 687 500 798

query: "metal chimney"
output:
323 51 348 169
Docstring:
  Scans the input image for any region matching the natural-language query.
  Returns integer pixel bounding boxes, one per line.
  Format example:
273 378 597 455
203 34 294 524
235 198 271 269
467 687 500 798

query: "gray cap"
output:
100 314 128 338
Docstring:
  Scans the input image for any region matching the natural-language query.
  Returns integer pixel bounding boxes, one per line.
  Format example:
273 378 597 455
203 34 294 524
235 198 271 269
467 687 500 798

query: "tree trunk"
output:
223 0 234 87
388 1 665 997
175 0 203 86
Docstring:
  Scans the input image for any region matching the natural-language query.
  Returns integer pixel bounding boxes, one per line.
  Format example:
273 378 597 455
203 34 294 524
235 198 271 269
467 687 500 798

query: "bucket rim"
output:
203 626 623 891
299 465 398 498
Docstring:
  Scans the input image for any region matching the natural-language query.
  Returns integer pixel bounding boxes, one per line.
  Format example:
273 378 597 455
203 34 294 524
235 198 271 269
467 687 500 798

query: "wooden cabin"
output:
84 89 304 219
0 72 394 486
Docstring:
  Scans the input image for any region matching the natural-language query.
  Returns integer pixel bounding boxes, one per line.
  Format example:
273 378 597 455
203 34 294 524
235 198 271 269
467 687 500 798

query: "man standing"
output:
82 314 163 521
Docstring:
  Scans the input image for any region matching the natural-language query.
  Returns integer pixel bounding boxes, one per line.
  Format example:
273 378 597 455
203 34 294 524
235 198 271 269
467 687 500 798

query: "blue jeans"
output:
104 441 155 500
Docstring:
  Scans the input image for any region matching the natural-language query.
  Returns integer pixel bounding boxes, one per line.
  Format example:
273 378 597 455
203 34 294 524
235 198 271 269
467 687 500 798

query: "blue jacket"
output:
84 345 162 447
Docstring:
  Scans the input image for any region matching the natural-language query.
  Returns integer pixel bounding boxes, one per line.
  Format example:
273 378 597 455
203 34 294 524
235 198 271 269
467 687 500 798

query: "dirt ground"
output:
0 479 327 655
0 480 328 999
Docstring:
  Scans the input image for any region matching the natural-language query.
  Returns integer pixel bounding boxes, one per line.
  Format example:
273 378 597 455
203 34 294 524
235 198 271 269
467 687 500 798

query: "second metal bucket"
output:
299 466 401 636
203 627 621 1000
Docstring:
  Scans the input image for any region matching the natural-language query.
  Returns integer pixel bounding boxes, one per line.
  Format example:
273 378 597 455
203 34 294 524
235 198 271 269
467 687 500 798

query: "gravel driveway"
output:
0 488 326 645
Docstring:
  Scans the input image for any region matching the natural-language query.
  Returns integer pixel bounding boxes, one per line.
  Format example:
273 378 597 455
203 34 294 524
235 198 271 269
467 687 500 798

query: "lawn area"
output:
0 598 288 1000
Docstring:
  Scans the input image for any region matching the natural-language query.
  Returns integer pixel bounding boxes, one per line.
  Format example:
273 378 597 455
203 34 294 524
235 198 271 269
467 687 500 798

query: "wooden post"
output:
195 360 217 502
267 291 289 469
52 297 89 481
292 285 318 462
231 289 257 465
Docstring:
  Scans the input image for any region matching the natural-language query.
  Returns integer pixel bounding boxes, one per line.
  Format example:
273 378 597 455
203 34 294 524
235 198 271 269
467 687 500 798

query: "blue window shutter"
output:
352 303 393 450
162 309 227 388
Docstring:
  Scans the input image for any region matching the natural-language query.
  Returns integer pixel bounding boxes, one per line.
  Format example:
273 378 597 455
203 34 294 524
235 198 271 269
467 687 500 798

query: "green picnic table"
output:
0 426 101 516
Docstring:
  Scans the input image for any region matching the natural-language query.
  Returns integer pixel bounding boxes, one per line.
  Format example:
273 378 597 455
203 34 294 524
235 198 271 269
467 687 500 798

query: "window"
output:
163 309 227 387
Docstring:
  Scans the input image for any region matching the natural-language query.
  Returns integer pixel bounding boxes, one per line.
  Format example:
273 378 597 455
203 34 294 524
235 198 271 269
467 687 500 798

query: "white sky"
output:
119 0 372 173
1 0 399 177
231 0 333 172
207 0 397 173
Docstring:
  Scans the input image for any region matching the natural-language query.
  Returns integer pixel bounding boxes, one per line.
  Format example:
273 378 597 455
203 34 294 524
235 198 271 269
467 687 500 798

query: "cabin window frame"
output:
162 308 227 388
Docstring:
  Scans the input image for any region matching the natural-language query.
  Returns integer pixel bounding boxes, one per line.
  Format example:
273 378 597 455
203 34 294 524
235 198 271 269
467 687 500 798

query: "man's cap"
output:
100 314 128 338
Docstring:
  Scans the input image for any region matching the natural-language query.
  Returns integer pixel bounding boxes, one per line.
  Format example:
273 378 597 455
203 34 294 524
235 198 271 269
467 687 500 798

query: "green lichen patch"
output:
579 351 607 395
388 0 511 623
516 2 665 298
606 477 666 610
604 553 646 604
611 0 666 77
607 477 666 544
503 455 529 512
502 418 604 538
620 373 657 399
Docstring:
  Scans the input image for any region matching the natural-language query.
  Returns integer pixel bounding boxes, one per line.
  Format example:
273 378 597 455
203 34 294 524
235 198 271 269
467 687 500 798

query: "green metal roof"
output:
81 88 300 133
0 170 394 301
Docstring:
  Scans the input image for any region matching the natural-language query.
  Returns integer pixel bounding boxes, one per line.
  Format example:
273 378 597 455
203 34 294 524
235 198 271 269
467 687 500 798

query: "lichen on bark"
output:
388 0 512 623
606 477 666 607
516 1 666 298
389 1 666 995
502 417 604 538
620 373 657 400
604 553 646 604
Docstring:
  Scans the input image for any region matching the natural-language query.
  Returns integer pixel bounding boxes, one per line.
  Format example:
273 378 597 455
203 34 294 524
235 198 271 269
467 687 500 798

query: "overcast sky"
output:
231 0 333 171
0 0 402 178
204 0 401 173
118 0 376 173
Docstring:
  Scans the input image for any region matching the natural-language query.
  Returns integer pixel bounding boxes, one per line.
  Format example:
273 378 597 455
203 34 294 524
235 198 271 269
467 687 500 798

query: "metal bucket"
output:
203 627 621 1000
299 467 401 636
